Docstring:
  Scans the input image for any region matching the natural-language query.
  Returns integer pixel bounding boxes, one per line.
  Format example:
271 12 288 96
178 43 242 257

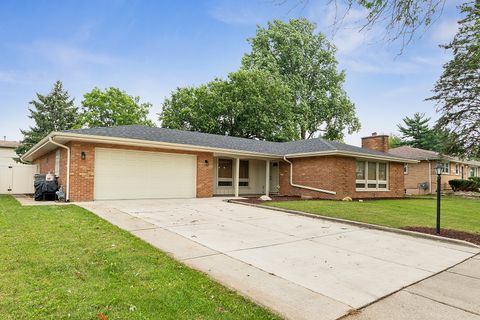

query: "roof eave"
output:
285 150 419 163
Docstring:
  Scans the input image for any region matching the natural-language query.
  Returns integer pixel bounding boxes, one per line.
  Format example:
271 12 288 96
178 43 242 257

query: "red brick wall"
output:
33 148 67 189
33 143 214 201
279 156 405 199
361 135 389 153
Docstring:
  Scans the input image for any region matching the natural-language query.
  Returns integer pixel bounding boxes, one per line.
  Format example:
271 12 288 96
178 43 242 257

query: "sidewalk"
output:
343 254 480 320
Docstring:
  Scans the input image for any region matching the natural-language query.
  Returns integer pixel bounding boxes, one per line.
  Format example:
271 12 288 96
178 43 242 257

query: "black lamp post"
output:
434 164 443 235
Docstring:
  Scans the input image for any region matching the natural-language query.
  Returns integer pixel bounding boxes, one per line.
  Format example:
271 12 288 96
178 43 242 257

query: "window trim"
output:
217 158 233 187
356 160 389 192
54 149 61 177
441 161 450 175
216 158 250 188
455 163 460 175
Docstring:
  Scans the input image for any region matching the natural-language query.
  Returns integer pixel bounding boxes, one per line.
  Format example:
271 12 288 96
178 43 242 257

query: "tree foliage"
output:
16 81 77 158
76 87 155 128
160 69 297 141
280 0 446 51
396 112 446 152
388 134 404 148
429 1 480 159
241 18 360 140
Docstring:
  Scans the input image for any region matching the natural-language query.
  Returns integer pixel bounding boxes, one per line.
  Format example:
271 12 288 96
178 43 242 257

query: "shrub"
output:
449 179 480 192
468 176 480 185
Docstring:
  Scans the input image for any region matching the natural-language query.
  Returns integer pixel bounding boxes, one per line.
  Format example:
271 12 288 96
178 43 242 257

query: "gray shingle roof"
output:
64 125 404 159
389 146 440 160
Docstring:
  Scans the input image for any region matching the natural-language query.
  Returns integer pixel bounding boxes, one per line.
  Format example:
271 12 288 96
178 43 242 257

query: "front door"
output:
269 162 279 193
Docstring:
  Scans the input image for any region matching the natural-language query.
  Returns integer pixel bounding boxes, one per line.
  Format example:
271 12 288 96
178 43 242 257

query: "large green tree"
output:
429 1 480 158
283 1 445 51
160 69 297 141
396 112 446 152
16 81 77 158
241 18 360 140
76 87 155 128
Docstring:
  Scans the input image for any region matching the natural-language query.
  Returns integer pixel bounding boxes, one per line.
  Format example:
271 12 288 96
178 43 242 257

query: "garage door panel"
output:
94 148 196 200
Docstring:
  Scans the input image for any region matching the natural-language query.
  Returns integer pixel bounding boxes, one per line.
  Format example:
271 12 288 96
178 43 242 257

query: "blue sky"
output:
0 0 462 146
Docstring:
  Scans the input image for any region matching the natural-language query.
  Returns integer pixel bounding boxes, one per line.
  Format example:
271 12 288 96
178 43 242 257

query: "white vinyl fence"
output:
0 164 38 194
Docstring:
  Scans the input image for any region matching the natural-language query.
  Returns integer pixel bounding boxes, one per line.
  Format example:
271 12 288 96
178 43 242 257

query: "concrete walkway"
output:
343 254 480 320
77 198 479 320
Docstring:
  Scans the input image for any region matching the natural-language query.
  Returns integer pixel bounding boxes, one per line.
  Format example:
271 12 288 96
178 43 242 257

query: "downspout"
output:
48 137 70 202
283 156 336 195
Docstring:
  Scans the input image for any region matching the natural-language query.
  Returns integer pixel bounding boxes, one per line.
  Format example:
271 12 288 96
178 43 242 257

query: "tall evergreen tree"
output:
429 1 480 158
397 113 446 152
16 81 78 158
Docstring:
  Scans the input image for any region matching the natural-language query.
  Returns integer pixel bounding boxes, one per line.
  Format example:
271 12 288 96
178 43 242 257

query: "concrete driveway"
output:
78 198 479 320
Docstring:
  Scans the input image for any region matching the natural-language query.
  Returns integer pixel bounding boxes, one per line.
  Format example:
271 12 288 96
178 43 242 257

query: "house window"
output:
470 167 478 177
355 160 389 191
441 162 450 174
455 163 460 175
218 159 233 187
239 160 249 187
404 163 409 175
54 149 61 176
217 159 250 187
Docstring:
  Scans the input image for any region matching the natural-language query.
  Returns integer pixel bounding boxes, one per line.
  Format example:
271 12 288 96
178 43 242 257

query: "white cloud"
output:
208 0 271 25
431 19 458 43
25 39 118 67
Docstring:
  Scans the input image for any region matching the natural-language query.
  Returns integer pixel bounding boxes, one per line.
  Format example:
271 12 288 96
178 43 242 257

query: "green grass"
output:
0 195 278 320
266 196 480 234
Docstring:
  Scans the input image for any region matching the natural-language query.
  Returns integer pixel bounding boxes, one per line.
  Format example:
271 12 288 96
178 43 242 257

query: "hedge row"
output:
449 177 480 192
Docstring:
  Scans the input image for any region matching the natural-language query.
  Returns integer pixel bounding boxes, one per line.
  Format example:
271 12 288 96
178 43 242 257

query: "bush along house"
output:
21 126 415 202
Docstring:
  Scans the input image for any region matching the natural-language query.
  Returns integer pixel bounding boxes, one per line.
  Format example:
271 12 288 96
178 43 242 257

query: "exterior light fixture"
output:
204 159 209 166
81 151 86 160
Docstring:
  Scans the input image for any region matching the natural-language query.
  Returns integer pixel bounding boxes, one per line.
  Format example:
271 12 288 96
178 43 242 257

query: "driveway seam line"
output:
336 254 479 319
229 200 480 250
404 291 480 316
445 270 480 281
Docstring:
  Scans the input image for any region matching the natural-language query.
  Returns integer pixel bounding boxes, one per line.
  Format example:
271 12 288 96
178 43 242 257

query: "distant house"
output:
0 140 20 165
0 140 38 194
389 146 480 194
21 126 415 202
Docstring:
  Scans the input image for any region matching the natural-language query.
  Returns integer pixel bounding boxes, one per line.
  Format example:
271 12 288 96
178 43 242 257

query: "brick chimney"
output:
361 132 389 153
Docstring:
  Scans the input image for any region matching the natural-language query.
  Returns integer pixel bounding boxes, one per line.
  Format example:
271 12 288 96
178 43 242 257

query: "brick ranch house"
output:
21 126 415 202
389 146 480 195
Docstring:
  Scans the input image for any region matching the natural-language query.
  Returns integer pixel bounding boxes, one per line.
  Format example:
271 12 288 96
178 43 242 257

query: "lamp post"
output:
434 164 443 235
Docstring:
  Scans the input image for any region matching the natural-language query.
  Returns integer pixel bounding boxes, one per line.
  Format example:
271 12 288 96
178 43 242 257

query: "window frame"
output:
238 160 250 187
441 161 450 174
54 149 61 177
455 163 460 175
355 160 389 192
470 167 478 177
216 159 250 188
217 158 233 187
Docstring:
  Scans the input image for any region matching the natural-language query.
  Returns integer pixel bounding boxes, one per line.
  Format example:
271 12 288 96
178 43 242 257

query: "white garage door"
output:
94 148 196 200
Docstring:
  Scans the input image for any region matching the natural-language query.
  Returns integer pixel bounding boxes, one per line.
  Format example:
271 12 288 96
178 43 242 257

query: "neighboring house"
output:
0 140 38 194
389 146 480 195
21 126 415 202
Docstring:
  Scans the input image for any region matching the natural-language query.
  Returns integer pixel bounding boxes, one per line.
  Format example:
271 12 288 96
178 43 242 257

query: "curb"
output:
228 199 480 250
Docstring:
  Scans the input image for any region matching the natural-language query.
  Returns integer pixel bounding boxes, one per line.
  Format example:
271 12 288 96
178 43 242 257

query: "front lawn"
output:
266 196 480 234
0 195 278 320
